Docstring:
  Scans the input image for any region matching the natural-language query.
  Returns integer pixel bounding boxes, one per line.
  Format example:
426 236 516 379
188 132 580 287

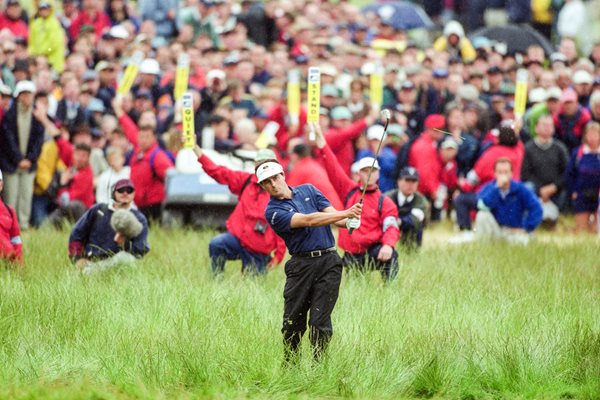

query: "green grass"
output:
1 225 600 399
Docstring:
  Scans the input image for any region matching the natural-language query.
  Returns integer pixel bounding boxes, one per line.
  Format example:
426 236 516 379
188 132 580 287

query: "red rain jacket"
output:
0 201 22 262
409 133 443 198
198 153 286 262
316 144 399 254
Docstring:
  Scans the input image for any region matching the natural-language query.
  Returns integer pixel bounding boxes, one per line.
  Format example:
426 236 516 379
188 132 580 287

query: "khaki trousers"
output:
3 170 35 229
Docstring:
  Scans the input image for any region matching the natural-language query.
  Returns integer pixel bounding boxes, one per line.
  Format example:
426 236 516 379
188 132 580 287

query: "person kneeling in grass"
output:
68 179 149 273
451 158 543 245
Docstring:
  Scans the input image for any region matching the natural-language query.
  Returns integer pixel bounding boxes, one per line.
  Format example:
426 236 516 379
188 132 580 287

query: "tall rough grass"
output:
1 225 599 399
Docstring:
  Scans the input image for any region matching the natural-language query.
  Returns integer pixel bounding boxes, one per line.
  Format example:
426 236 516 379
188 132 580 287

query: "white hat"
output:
441 137 459 150
13 80 36 97
528 87 547 104
139 58 160 75
256 161 284 183
109 25 129 40
366 124 385 141
573 70 593 85
355 157 380 171
206 69 226 81
546 86 562 100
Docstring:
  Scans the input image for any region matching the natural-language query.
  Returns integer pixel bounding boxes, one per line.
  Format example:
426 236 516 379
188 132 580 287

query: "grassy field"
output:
1 224 600 399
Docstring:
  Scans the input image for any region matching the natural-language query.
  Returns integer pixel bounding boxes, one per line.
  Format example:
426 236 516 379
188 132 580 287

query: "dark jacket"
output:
0 102 45 173
68 203 150 261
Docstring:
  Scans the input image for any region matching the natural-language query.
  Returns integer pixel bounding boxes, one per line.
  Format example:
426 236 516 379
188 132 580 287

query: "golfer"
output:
257 159 362 362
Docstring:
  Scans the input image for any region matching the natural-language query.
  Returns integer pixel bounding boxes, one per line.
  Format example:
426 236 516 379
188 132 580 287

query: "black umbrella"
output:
469 24 554 56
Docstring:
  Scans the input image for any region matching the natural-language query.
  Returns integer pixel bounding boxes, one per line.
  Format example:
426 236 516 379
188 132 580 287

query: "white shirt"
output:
95 167 131 205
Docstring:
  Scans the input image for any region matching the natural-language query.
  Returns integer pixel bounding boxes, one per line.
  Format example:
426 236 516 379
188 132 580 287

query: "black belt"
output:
292 247 337 258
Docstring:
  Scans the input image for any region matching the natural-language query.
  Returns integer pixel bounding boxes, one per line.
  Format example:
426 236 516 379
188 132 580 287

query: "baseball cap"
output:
546 86 562 100
95 61 113 72
206 69 226 81
39 1 51 8
256 161 284 183
330 106 352 120
322 84 339 98
432 68 449 78
573 70 593 85
399 166 419 180
355 157 380 171
139 58 160 75
561 88 578 103
400 80 415 90
255 148 277 162
366 124 385 141
550 52 567 64
387 124 404 136
108 25 129 39
13 80 36 97
440 137 459 150
528 87 547 103
87 98 105 113
424 114 446 130
113 178 135 192
0 83 12 96
487 65 504 75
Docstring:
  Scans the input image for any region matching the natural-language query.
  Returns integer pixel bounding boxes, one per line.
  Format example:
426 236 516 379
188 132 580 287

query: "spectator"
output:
48 143 95 228
95 147 131 205
553 87 592 154
139 0 178 39
0 168 22 264
28 1 65 73
454 125 524 232
0 81 45 229
69 0 111 41
324 106 379 176
451 158 543 245
193 146 286 276
521 115 569 226
314 123 400 282
0 0 29 40
591 91 600 123
355 124 398 193
408 114 446 221
68 178 149 272
385 166 429 249
565 122 600 233
433 21 476 64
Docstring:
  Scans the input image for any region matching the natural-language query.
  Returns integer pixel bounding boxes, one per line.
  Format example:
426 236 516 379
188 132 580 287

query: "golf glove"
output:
346 217 361 230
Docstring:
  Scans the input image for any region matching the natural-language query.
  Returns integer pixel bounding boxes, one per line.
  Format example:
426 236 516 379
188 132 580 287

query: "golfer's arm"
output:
290 207 347 228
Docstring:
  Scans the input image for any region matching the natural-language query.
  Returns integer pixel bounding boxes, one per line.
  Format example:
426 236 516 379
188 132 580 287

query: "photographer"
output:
68 179 149 272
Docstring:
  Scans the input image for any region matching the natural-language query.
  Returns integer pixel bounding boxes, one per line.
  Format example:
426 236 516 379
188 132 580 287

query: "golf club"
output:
349 108 391 234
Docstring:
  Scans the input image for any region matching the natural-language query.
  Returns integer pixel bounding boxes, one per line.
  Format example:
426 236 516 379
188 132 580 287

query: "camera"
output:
254 220 268 234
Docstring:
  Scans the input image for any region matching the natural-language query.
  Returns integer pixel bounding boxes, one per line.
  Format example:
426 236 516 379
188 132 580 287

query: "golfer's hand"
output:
347 202 363 219
377 244 393 262
346 217 361 230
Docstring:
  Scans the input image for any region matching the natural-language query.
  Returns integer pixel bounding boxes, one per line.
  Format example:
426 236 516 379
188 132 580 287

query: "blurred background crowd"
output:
0 0 599 236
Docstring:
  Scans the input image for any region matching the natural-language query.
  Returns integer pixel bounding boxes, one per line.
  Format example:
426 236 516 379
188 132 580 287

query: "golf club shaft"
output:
349 112 391 234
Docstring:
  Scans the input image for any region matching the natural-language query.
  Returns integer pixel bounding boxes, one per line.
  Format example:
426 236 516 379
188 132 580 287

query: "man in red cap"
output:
408 114 446 221
553 87 591 154
68 178 149 270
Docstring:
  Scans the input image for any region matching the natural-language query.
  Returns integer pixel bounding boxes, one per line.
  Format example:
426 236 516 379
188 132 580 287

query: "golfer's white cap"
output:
366 124 385 141
256 161 284 183
355 157 380 171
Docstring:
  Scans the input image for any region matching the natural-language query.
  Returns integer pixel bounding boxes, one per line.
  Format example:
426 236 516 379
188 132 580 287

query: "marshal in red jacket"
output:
198 153 286 263
316 144 400 254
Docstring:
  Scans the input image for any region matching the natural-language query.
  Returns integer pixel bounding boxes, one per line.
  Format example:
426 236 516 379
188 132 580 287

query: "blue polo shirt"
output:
265 184 335 255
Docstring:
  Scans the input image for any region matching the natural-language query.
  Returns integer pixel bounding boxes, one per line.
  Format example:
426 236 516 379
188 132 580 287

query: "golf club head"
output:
380 109 391 121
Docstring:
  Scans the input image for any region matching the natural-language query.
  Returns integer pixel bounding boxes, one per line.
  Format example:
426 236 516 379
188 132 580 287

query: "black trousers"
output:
342 243 398 281
282 252 342 361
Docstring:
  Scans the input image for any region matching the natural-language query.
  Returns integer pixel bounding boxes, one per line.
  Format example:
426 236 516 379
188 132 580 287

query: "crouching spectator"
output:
385 167 429 249
47 143 95 228
452 158 543 244
0 169 22 264
68 179 149 273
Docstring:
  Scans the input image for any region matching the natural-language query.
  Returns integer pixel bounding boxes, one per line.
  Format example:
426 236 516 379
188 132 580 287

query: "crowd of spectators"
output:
1 0 600 264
